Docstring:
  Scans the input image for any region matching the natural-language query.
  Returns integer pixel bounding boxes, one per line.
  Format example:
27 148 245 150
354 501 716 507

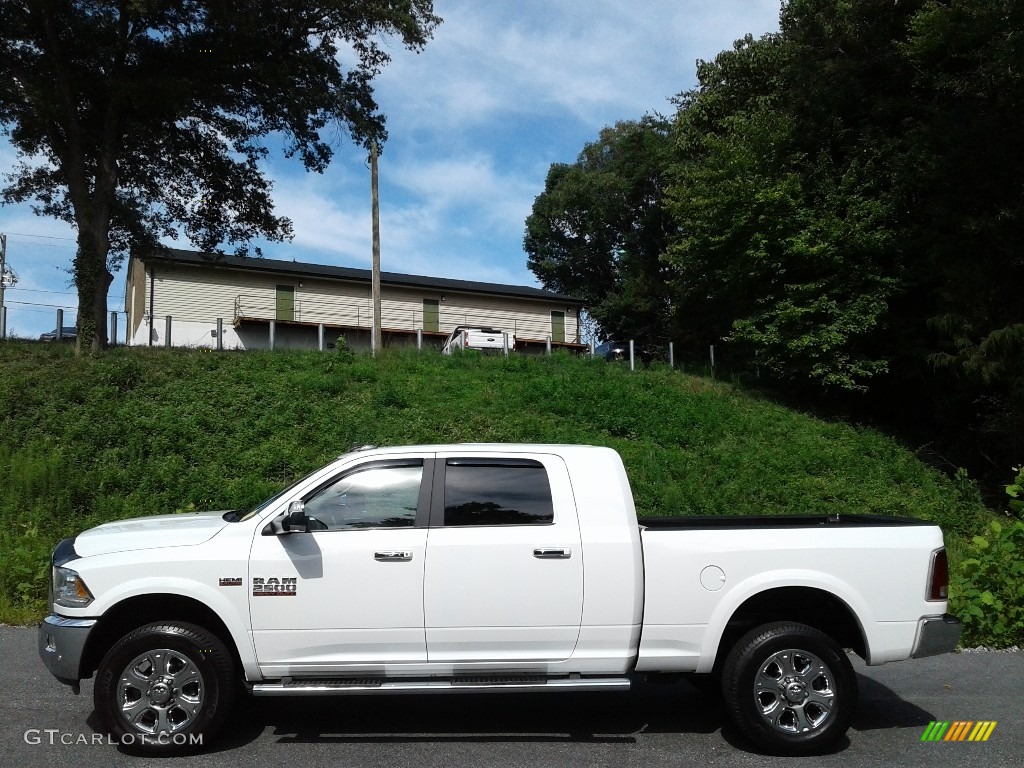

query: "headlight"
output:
52 567 94 608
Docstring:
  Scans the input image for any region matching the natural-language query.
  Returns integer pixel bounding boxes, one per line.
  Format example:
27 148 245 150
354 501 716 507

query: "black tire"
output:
720 622 856 755
94 622 236 755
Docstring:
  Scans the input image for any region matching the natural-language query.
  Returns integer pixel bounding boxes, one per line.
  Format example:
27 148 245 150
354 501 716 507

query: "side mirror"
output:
262 500 309 536
285 500 308 533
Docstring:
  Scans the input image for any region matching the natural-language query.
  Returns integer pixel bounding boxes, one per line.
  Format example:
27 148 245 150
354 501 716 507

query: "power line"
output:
6 287 77 297
8 302 125 311
4 299 78 310
2 231 77 242
5 238 76 250
7 286 126 299
4 305 79 316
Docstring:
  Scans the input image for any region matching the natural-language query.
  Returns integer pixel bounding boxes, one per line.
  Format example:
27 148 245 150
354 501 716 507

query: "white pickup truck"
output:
441 326 514 355
39 444 960 756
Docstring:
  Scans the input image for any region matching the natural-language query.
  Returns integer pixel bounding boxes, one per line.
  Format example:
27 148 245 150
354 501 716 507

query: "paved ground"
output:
2 626 1021 767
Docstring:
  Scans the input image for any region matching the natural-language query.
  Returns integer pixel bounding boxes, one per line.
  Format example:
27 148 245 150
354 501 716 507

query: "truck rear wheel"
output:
94 622 236 754
720 622 856 755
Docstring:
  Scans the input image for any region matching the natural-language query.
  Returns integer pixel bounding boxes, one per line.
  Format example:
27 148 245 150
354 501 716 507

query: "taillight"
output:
928 549 949 601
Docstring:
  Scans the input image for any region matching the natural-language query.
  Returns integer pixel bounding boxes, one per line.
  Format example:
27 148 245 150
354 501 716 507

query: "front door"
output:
551 311 565 343
276 285 294 321
249 455 432 676
423 298 439 333
423 453 583 663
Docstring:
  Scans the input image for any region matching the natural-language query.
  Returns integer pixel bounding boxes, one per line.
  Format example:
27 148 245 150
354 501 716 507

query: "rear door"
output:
423 452 583 662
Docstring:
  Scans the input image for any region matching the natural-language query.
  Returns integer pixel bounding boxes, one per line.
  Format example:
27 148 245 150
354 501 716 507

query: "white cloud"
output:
377 0 781 131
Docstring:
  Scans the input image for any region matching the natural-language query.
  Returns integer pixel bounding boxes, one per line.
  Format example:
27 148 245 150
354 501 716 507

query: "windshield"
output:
222 464 331 523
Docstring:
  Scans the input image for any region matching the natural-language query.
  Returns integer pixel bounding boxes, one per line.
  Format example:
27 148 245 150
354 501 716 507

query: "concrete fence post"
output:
546 335 552 355
417 328 423 351
56 309 64 341
629 339 635 371
216 318 224 351
110 312 118 347
165 315 172 348
669 342 674 369
269 320 276 350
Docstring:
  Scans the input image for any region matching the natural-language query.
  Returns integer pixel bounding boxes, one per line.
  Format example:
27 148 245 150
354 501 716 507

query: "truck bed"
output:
639 513 933 530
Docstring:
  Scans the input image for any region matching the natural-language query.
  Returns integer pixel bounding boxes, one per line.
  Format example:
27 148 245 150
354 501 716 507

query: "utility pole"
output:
370 140 382 356
0 234 8 339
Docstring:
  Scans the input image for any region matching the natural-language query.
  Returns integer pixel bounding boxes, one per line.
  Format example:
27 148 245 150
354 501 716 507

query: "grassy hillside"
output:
0 341 1008 643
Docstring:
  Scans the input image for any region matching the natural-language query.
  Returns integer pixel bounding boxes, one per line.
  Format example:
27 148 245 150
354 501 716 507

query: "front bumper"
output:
38 614 97 689
912 613 962 658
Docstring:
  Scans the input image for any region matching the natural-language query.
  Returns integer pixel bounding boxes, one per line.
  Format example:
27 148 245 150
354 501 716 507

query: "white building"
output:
124 249 583 352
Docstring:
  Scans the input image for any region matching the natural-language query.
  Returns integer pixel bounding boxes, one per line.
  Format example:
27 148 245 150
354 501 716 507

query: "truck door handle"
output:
533 548 572 559
374 551 412 561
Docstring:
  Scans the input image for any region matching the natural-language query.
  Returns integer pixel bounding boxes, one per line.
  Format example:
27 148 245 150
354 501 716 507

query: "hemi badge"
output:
219 577 243 587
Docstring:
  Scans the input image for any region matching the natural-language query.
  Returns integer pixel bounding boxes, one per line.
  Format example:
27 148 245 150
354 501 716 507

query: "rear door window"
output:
442 459 554 526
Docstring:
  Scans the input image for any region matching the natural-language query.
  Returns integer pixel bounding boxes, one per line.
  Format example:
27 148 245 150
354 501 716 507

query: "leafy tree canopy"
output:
525 0 1024 484
0 0 440 352
524 117 677 346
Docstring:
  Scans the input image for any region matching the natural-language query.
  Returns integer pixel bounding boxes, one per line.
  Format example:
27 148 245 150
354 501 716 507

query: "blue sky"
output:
0 0 780 340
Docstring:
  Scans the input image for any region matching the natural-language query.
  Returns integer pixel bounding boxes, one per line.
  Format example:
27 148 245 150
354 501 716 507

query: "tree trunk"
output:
73 231 112 355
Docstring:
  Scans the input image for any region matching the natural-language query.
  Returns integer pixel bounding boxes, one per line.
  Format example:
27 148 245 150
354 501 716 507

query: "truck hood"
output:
73 511 231 557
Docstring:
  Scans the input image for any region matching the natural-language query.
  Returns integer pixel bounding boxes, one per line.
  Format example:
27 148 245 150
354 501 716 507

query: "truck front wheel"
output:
720 622 856 755
94 622 236 754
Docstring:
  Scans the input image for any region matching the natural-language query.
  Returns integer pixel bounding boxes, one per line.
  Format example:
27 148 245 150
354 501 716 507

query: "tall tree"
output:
0 1 440 353
896 0 1024 467
524 117 676 345
665 2 921 390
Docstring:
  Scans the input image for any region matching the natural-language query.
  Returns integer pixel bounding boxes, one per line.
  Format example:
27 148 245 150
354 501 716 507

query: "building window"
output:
276 285 295 322
551 311 565 343
423 298 439 333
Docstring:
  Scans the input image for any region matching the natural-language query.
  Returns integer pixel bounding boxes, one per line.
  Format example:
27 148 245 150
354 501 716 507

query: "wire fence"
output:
0 300 127 344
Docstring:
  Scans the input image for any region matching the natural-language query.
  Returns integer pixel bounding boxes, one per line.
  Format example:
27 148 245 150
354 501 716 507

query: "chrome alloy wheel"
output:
116 648 205 736
753 648 835 735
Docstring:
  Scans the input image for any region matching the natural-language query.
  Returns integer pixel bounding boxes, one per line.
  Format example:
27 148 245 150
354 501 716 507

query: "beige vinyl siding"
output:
437 292 578 341
151 266 273 322
265 277 367 325
140 260 579 342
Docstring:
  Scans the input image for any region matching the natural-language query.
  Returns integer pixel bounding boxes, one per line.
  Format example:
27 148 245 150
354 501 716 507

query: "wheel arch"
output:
712 587 867 672
81 594 244 680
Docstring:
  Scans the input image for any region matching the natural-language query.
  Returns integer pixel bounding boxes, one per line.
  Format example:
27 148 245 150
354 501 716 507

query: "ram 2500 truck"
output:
39 444 960 755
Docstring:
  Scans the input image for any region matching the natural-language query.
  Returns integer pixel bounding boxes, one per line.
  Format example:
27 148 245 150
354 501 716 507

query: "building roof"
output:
140 248 583 305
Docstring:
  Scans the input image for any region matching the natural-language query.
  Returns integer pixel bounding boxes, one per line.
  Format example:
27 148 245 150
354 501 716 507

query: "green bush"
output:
1006 465 1024 518
334 334 355 362
950 518 1024 646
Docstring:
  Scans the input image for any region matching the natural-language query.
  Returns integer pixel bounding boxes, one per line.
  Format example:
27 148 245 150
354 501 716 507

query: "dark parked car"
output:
595 340 630 361
39 326 77 342
595 340 653 366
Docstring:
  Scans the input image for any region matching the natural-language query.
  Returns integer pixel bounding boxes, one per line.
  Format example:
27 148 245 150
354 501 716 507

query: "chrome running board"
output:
251 675 631 696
